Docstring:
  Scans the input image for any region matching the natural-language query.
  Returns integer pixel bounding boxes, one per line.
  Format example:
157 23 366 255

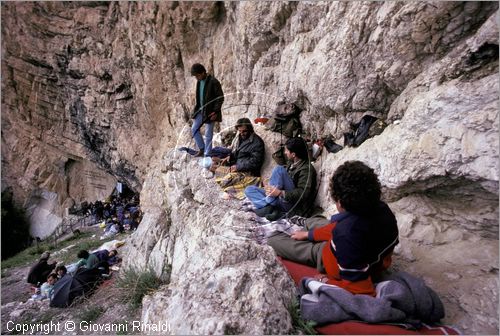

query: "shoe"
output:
101 274 111 279
254 205 274 217
265 209 283 222
194 149 205 157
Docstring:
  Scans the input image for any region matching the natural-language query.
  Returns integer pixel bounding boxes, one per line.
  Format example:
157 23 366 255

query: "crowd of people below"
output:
85 194 143 239
24 190 139 305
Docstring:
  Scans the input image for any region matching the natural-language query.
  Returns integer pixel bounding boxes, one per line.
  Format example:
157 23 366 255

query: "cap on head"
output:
191 63 206 75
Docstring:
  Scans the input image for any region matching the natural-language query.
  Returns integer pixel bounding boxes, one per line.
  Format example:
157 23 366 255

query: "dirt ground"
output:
1 229 141 335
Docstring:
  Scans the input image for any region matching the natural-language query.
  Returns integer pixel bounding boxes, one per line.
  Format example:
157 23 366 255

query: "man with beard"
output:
211 118 265 199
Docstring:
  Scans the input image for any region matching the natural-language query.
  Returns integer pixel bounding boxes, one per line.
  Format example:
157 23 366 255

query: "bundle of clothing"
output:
299 271 445 329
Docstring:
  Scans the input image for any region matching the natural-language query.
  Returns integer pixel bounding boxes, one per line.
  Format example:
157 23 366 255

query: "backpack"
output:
265 103 303 138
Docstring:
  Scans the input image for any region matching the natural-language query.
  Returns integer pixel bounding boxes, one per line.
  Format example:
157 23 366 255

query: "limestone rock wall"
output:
1 1 498 334
123 152 296 334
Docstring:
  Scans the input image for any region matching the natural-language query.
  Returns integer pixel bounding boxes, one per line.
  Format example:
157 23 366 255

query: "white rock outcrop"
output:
123 152 296 334
2 1 498 334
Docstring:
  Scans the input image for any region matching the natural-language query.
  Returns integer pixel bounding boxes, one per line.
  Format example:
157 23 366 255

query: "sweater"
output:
307 201 399 295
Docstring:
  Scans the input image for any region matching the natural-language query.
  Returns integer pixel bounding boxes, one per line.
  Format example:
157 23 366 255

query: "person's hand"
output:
230 165 237 172
220 156 230 165
209 112 217 121
291 231 308 241
265 185 282 197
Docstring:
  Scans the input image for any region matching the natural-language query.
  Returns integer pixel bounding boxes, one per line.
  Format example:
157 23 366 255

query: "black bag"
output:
324 139 343 153
344 115 379 147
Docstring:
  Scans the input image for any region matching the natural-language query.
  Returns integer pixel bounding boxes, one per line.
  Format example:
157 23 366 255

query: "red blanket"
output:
277 257 460 335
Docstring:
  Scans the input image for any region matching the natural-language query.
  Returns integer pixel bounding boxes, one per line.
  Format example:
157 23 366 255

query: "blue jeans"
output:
244 166 295 211
192 112 214 156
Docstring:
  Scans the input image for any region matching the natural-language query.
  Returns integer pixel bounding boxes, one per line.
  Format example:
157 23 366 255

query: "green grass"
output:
79 306 105 322
114 321 130 335
57 234 120 265
0 231 118 270
287 298 317 335
35 310 59 324
116 267 170 309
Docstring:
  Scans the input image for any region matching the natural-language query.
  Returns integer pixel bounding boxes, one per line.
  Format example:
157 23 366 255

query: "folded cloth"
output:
253 217 304 244
214 167 261 200
299 271 445 328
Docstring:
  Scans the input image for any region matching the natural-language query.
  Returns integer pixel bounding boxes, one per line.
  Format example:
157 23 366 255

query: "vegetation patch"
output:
114 320 131 335
79 305 106 322
287 298 317 335
0 231 122 270
116 266 171 309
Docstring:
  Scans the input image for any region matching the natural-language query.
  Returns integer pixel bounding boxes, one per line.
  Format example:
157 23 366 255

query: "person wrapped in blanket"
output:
210 118 265 199
268 160 399 296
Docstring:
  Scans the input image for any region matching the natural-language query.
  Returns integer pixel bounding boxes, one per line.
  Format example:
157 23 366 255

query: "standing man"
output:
191 63 224 157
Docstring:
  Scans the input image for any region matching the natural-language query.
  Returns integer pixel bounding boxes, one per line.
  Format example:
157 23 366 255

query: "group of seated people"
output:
97 196 143 238
207 118 317 221
202 118 399 296
26 248 120 301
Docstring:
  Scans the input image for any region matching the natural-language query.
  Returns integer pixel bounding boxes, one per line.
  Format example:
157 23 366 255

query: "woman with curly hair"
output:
268 160 399 296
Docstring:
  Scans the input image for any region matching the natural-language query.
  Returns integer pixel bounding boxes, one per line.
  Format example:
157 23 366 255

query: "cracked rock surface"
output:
2 2 498 334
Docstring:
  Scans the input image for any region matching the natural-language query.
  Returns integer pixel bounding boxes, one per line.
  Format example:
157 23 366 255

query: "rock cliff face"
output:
1 1 498 334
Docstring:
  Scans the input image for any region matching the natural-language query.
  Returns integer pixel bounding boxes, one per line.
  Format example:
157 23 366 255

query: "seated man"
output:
268 161 399 296
244 137 317 220
211 118 266 199
27 251 56 287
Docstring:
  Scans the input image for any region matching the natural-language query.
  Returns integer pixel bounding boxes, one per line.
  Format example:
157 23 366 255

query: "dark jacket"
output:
308 201 399 295
192 75 224 122
284 160 317 217
93 249 110 263
230 133 266 176
27 259 56 286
